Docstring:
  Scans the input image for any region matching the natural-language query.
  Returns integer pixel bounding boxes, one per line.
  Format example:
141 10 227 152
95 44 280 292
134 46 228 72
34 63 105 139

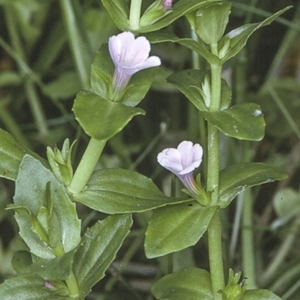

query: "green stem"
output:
129 0 143 30
69 138 106 193
242 189 257 288
207 212 225 299
206 44 224 299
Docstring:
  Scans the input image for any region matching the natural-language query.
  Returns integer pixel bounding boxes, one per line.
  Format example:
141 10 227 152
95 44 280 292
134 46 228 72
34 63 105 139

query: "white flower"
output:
108 31 161 96
157 141 203 196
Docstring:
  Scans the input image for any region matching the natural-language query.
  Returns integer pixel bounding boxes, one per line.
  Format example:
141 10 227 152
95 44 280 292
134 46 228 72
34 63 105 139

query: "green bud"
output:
46 139 75 186
221 269 246 300
140 0 172 27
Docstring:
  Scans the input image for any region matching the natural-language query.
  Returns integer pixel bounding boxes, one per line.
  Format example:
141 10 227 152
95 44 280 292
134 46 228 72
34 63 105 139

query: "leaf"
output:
243 289 282 300
220 6 292 62
73 168 190 214
219 163 288 207
146 30 220 65
73 214 132 297
200 103 265 141
167 69 231 111
11 251 32 274
0 273 72 300
151 267 213 300
193 1 232 44
0 128 28 180
91 45 158 106
139 0 224 33
100 0 129 31
72 90 145 140
271 188 300 228
30 250 76 281
145 203 217 258
12 155 81 259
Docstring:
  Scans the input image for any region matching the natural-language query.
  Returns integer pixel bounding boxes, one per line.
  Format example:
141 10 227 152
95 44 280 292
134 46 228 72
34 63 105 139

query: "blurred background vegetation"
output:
0 0 300 299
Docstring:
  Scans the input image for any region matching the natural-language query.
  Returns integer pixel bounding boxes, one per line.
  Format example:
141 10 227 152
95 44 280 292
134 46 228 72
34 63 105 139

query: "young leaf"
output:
12 155 81 259
167 69 231 111
192 1 232 44
152 267 213 300
100 0 129 31
0 273 71 300
219 6 292 62
73 214 132 298
139 0 224 33
145 203 217 258
243 289 282 300
73 168 190 214
219 162 288 207
72 90 145 140
200 103 265 141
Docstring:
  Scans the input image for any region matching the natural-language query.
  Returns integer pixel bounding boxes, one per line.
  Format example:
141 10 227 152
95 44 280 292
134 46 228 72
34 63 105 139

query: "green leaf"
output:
11 251 32 274
0 273 72 300
219 6 292 62
272 188 300 228
146 30 220 65
139 0 223 33
0 128 28 181
219 163 288 207
72 90 145 140
145 203 217 258
243 289 282 300
200 103 265 141
73 214 132 297
74 168 190 214
167 69 231 111
12 155 81 259
100 0 129 31
152 267 213 300
30 250 76 281
192 1 231 44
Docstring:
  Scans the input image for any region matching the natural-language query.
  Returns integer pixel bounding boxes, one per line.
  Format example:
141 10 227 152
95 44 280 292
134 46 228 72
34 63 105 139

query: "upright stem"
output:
129 0 143 30
69 138 106 194
206 43 225 299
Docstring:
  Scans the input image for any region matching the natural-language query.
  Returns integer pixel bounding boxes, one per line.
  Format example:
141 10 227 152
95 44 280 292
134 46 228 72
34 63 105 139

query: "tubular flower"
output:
163 0 173 11
157 141 203 196
108 31 161 96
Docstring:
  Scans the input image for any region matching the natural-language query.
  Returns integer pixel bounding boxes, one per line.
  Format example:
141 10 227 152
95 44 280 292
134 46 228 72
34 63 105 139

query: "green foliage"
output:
145 203 218 258
0 129 33 181
73 90 145 140
73 168 190 214
8 155 81 259
73 215 132 297
152 267 213 299
188 1 232 45
200 103 265 141
219 163 288 207
0 273 73 300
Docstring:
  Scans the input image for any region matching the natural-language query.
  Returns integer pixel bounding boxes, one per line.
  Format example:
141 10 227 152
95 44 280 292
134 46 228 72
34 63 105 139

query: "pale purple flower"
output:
108 31 161 96
157 141 203 196
163 0 173 11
